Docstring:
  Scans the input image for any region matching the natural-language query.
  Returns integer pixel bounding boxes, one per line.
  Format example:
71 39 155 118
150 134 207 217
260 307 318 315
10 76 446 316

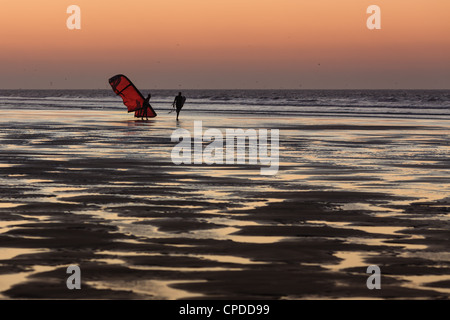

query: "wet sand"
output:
0 109 449 299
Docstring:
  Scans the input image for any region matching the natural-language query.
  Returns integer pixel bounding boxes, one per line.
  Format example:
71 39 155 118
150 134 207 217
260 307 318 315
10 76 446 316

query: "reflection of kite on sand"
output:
109 74 157 118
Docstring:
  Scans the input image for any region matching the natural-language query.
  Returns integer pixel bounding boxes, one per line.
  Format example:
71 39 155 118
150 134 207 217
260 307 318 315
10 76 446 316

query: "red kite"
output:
109 74 157 118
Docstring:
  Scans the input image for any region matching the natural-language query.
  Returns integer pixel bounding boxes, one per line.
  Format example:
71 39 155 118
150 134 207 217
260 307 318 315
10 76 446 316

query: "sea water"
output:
0 89 449 120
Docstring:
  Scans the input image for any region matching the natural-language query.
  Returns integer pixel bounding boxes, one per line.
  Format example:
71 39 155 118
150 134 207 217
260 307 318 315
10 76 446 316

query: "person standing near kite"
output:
142 93 151 120
172 92 186 121
108 74 157 119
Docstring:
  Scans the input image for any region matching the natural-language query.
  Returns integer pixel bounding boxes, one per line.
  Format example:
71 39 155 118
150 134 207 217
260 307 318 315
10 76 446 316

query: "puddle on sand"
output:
400 251 450 262
0 203 21 208
94 250 266 267
0 248 49 261
0 265 55 299
114 219 288 244
194 226 288 244
24 179 54 184
322 251 371 273
306 220 428 250
42 186 88 193
338 202 404 216
202 217 259 227
86 279 205 299
398 274 450 296
307 220 406 236
319 251 449 297
0 215 53 237
345 236 427 250
0 271 31 299
195 254 267 265
129 265 243 272
0 220 32 234
0 164 15 168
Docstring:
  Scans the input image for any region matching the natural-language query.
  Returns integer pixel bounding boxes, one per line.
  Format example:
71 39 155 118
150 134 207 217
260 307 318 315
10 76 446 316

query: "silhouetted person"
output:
142 93 151 120
172 92 186 120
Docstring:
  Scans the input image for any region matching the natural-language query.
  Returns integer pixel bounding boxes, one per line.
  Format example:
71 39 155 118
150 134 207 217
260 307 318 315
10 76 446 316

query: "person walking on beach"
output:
172 92 186 121
142 93 151 120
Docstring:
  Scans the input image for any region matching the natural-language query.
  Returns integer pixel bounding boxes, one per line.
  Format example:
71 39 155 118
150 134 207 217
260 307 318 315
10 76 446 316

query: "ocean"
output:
0 89 449 119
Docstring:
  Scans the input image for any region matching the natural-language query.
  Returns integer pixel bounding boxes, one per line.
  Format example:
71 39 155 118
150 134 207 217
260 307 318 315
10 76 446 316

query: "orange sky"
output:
0 0 449 89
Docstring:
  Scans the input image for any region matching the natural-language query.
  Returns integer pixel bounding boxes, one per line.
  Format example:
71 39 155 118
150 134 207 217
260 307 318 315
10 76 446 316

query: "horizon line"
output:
1 88 449 91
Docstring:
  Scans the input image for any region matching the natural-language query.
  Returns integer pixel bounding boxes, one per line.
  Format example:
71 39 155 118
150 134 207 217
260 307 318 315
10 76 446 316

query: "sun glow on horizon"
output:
0 0 449 89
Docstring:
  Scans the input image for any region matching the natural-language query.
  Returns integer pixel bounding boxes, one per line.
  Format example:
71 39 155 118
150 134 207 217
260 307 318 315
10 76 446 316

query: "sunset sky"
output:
1 0 449 89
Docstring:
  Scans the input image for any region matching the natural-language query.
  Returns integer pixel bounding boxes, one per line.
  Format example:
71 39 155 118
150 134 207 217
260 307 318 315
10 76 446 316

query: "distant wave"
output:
0 89 449 120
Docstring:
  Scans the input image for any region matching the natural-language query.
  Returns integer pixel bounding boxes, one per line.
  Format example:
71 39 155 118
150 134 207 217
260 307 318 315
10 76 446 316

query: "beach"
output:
0 93 449 299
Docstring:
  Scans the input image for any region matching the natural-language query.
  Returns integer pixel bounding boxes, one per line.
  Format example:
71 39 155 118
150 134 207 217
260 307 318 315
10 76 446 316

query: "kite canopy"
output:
108 74 157 118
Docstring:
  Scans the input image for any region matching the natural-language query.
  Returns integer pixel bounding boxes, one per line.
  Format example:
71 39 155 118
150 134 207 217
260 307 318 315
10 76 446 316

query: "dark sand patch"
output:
133 218 227 232
425 280 450 289
230 225 398 239
4 280 143 299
